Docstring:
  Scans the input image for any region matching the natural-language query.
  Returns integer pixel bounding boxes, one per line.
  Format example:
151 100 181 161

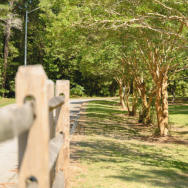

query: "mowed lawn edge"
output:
70 99 188 188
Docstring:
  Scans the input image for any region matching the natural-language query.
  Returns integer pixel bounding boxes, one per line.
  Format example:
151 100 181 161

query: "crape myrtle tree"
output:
122 27 187 134
121 44 157 124
39 0 188 135
0 0 186 137
136 1 188 135
138 33 187 136
69 0 188 135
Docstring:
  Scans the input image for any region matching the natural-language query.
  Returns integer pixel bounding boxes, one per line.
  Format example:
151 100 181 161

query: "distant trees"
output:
0 1 23 96
0 0 118 97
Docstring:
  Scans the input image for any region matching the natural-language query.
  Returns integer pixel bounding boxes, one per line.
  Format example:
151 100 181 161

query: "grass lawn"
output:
169 103 188 140
70 100 188 188
0 98 15 108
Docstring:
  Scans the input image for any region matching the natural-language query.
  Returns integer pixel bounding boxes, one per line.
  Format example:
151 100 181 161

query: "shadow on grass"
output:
178 131 188 135
86 100 133 125
71 99 188 187
109 168 187 188
169 105 188 115
71 137 188 188
85 100 188 145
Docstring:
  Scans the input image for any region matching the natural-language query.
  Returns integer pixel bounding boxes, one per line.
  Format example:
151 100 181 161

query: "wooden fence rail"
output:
0 65 70 188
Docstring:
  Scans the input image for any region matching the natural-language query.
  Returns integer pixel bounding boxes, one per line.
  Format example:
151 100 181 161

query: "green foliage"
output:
176 80 188 96
100 87 110 96
0 0 187 101
115 89 120 97
70 84 85 96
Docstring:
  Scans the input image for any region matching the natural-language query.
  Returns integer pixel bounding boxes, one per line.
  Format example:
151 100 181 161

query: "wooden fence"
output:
0 65 70 188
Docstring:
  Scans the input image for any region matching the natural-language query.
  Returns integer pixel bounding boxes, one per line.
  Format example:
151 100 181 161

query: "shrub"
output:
70 84 85 96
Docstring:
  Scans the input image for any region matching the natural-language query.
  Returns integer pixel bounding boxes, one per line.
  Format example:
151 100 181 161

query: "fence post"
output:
47 80 55 186
16 65 50 188
55 80 70 188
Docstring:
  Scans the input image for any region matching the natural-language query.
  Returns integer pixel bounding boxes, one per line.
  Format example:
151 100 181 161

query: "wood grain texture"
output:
55 80 70 188
27 182 39 188
49 133 64 171
47 79 55 187
16 65 50 188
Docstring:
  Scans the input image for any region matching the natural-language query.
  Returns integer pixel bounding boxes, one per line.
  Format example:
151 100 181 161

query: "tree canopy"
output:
0 0 188 135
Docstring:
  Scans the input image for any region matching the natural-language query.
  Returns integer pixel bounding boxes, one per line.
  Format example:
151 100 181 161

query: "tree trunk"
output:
123 84 131 115
155 79 163 135
2 14 12 98
118 82 126 109
161 72 169 136
137 82 154 124
131 81 137 116
125 92 131 115
155 73 169 136
146 89 157 124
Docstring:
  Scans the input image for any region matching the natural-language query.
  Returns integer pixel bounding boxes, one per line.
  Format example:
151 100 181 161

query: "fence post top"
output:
47 79 54 84
16 65 48 78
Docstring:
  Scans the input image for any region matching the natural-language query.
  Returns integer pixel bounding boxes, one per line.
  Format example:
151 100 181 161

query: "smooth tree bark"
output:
140 46 170 135
154 69 169 136
161 70 169 135
121 57 156 123
139 42 186 136
131 81 138 116
116 77 126 109
124 82 132 115
124 87 131 115
138 82 151 124
115 75 135 115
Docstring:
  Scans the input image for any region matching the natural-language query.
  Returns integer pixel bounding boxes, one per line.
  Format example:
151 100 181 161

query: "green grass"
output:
0 98 15 108
71 100 188 188
168 104 188 140
169 105 188 126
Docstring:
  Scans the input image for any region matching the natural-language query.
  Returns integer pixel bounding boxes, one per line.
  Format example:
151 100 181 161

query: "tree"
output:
0 1 22 97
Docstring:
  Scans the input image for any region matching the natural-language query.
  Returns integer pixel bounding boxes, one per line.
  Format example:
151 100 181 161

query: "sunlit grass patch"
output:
169 105 188 126
168 104 188 140
77 135 188 188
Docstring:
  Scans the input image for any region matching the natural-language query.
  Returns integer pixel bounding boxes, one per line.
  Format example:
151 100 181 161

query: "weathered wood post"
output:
16 65 50 188
47 80 55 186
55 80 70 188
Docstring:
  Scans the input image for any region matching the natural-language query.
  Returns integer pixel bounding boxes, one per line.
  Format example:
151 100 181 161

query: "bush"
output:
70 84 85 96
100 87 110 96
115 89 119 96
